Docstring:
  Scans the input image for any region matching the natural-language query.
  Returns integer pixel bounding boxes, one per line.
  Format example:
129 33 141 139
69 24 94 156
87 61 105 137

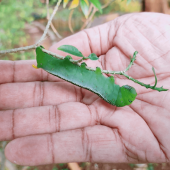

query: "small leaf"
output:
89 0 102 13
58 45 84 57
80 0 89 19
69 0 79 10
63 0 70 8
84 0 89 6
88 53 98 60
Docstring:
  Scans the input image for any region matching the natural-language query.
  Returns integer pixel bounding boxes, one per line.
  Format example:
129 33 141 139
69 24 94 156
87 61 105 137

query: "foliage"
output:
0 0 46 60
148 164 154 170
95 0 141 17
58 45 99 60
64 0 102 18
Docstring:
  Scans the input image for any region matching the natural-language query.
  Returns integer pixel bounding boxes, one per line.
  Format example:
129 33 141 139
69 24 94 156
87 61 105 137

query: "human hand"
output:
1 12 170 165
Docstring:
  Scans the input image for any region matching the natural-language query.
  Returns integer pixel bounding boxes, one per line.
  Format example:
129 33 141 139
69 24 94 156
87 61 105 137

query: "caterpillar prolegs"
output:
35 46 137 107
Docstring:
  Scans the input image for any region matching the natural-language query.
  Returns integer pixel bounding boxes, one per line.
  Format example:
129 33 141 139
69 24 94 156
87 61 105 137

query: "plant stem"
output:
83 50 167 92
0 0 62 55
123 51 138 73
46 0 62 39
122 72 168 92
68 9 74 33
40 48 168 92
36 0 62 45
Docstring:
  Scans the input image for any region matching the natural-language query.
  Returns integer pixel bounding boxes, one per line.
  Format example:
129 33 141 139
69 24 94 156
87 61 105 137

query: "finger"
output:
0 81 82 110
5 125 127 166
49 22 115 59
130 93 170 160
0 60 63 84
0 102 98 141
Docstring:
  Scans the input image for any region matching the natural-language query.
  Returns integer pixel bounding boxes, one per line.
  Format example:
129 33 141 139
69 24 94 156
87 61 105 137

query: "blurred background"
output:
1 0 170 169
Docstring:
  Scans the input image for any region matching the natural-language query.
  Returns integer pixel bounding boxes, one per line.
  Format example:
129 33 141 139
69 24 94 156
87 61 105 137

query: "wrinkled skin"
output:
1 12 170 166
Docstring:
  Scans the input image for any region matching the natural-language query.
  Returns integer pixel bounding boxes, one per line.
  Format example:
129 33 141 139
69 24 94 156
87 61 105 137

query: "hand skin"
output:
0 12 170 166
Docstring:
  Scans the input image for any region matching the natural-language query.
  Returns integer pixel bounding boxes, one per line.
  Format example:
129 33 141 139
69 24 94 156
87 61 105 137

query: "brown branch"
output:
46 0 62 39
68 9 74 33
36 0 62 45
68 163 82 170
81 0 115 30
80 4 94 30
0 0 62 55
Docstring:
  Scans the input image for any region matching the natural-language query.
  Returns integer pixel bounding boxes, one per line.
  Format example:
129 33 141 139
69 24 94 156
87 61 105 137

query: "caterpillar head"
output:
115 85 137 107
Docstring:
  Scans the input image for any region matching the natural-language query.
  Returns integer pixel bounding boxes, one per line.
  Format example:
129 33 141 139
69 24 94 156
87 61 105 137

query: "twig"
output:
42 48 83 63
36 0 62 45
42 48 64 59
81 6 97 30
121 72 168 92
68 163 82 170
0 0 62 55
68 9 74 33
41 48 168 92
0 45 36 55
123 51 138 73
31 22 56 42
46 0 62 39
81 0 115 30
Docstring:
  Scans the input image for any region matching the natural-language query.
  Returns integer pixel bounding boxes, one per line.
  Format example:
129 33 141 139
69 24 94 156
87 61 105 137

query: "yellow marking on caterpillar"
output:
32 64 38 69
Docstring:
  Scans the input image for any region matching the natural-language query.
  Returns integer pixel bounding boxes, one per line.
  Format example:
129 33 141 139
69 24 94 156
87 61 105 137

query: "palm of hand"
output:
1 13 170 165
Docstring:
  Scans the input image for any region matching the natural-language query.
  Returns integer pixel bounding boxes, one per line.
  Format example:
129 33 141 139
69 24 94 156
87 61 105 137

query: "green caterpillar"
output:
35 46 137 107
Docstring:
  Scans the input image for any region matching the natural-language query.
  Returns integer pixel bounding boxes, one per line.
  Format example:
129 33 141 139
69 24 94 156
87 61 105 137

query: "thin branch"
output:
68 9 74 33
42 48 64 59
121 72 168 92
68 163 82 170
81 0 116 30
0 0 62 56
81 5 96 30
31 21 56 42
50 21 62 39
0 45 36 55
42 48 83 63
36 0 62 45
37 46 168 92
123 51 138 73
43 48 168 92
46 0 62 39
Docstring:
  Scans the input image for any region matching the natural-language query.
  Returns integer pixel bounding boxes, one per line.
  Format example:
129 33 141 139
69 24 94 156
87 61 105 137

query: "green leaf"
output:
88 53 98 60
58 45 84 57
89 0 102 13
80 0 89 19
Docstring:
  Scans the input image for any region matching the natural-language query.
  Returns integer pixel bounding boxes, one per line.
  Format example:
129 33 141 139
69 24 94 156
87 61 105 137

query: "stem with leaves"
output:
46 0 62 39
81 0 115 30
56 45 168 92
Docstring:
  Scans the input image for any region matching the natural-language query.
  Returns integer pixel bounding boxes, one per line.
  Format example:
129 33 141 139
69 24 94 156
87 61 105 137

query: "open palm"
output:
1 12 170 165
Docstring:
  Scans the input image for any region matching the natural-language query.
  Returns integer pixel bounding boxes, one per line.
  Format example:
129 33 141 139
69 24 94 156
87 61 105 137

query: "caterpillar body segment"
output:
36 46 137 107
